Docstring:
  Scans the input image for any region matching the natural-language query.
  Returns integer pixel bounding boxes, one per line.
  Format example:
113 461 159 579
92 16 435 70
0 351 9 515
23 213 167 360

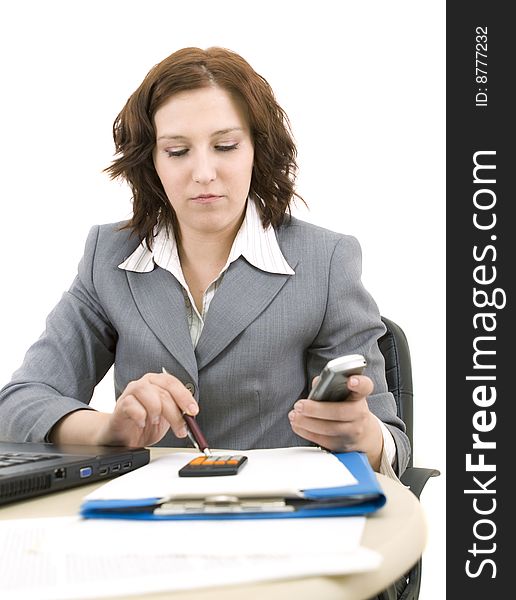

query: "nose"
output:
192 151 216 184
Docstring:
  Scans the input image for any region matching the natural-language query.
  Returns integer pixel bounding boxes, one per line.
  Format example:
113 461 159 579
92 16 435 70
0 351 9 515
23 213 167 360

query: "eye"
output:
165 148 189 158
215 143 238 152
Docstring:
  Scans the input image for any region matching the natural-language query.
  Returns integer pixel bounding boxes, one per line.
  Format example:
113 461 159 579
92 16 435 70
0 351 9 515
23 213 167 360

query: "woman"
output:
0 47 409 477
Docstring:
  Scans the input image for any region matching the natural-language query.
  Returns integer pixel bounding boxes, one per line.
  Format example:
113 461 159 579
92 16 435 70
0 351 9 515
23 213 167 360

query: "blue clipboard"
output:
79 451 386 521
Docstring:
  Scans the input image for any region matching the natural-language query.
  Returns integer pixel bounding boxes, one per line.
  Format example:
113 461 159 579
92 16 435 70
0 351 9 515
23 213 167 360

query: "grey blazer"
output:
0 217 410 473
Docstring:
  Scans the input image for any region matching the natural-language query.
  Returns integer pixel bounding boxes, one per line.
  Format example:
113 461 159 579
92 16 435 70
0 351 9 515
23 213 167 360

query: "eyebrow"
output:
156 127 245 141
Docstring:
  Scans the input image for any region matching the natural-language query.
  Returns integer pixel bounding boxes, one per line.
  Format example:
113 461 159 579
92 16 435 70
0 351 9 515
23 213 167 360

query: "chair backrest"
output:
378 316 414 468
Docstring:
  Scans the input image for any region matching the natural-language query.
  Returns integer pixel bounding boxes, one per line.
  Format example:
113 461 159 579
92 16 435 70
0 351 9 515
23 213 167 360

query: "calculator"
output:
178 454 248 477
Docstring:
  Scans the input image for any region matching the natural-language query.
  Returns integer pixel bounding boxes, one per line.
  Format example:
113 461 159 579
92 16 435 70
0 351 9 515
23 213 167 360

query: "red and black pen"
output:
162 368 211 456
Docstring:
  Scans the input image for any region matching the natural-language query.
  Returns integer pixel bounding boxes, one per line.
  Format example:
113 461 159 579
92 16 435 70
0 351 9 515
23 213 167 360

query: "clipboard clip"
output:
154 495 295 515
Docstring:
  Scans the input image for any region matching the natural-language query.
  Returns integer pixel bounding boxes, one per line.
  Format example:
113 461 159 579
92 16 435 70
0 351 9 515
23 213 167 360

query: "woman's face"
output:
153 86 254 240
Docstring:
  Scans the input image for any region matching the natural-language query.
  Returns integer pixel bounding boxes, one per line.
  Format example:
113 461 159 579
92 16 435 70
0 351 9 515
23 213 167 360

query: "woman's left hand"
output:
288 374 384 470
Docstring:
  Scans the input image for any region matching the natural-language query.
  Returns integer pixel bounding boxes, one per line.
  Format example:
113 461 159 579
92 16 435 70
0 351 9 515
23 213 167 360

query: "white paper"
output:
0 516 382 600
84 446 358 501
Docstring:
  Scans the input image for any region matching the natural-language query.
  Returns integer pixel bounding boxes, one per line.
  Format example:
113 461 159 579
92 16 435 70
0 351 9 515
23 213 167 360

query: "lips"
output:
191 194 222 204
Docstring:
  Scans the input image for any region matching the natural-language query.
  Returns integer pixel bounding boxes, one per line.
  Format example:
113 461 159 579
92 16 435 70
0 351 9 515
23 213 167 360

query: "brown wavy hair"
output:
104 46 304 247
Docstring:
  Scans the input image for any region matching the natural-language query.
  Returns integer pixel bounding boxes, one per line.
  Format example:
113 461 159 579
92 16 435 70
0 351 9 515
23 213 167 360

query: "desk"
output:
0 448 426 600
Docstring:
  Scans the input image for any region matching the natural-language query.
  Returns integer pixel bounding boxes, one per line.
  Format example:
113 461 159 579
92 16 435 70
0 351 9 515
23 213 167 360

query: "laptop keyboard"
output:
0 452 62 469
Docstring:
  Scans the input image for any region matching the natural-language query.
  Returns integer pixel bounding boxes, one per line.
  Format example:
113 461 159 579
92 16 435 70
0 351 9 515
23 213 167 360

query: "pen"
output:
161 367 211 456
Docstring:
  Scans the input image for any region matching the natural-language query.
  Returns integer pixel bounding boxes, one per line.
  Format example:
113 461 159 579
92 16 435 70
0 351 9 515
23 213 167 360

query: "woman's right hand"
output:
50 371 198 447
97 371 199 447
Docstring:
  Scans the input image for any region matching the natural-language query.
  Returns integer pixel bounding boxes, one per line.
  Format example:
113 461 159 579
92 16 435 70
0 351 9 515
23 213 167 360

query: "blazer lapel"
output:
195 257 296 371
125 268 198 382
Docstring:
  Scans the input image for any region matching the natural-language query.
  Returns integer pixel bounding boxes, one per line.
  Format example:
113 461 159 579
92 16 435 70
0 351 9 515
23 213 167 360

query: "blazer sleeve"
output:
306 235 411 475
0 226 117 442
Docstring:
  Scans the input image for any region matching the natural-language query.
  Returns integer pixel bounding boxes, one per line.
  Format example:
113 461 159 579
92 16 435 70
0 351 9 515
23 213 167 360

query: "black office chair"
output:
371 316 440 600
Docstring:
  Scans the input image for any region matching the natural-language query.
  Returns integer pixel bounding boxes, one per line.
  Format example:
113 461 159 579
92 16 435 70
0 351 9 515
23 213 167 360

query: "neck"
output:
178 225 241 313
179 234 232 271
178 217 242 272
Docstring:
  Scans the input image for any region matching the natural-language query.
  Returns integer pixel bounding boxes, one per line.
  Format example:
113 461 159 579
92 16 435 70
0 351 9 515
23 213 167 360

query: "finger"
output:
122 379 186 436
308 374 372 403
116 394 148 429
289 408 364 437
121 379 167 425
288 411 341 449
289 420 355 453
151 372 199 416
293 396 369 422
346 374 374 398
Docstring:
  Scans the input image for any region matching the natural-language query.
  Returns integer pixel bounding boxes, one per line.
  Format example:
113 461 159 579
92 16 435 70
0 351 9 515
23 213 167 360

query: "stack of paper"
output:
0 515 381 600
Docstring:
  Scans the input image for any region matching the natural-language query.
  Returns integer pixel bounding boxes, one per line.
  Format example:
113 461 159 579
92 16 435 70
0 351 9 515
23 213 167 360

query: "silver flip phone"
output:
308 354 367 402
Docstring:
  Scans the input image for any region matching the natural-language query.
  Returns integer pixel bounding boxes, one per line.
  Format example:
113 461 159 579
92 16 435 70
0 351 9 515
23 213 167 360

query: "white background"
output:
0 1 445 598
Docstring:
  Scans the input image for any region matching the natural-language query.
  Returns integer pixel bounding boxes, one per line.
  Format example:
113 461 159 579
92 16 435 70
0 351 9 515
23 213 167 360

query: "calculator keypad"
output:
178 455 248 477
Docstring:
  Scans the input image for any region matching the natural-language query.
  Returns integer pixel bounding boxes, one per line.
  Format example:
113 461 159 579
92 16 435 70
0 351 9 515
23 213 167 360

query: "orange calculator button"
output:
190 457 206 465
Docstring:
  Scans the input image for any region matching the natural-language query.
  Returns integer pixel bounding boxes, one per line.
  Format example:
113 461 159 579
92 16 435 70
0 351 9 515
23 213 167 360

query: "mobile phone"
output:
308 354 367 402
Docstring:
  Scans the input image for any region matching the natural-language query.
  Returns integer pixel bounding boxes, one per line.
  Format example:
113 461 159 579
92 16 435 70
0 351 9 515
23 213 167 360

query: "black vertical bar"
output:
447 2 513 596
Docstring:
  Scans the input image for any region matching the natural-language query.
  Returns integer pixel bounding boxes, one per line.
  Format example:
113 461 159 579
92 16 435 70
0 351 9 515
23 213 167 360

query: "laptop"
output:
0 441 150 506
